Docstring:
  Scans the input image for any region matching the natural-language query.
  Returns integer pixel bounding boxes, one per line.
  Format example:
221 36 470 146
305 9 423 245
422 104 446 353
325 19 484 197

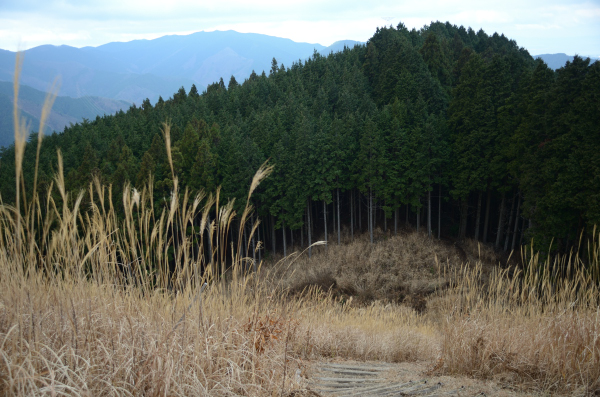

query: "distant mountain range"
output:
0 31 362 147
0 81 129 148
2 30 593 148
0 31 363 105
533 53 598 70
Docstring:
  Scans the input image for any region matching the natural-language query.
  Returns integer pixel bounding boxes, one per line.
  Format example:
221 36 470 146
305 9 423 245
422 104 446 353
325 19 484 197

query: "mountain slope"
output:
0 81 129 147
0 48 195 104
2 21 598 251
0 31 358 105
91 30 327 78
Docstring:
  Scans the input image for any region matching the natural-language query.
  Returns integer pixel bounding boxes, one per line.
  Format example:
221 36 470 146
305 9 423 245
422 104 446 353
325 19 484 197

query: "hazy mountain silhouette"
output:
0 31 363 105
0 81 129 148
534 53 598 70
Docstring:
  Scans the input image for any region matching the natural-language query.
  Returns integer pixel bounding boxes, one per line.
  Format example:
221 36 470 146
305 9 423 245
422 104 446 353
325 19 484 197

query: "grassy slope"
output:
0 92 598 395
1 197 598 395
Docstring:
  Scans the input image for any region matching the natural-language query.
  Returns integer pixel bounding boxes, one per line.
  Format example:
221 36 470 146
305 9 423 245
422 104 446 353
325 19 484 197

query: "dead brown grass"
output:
277 230 465 308
273 230 600 395
0 281 292 395
433 254 600 395
460 237 503 265
2 66 599 395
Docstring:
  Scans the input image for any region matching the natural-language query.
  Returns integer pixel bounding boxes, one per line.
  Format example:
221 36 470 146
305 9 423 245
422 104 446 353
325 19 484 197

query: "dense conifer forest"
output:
1 21 599 255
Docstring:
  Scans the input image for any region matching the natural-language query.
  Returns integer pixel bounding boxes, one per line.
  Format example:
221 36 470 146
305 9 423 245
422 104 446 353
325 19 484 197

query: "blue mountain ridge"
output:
533 53 599 70
0 81 130 148
0 31 363 105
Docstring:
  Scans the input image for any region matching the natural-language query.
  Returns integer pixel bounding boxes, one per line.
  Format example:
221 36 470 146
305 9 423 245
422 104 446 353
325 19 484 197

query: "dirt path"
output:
292 360 539 397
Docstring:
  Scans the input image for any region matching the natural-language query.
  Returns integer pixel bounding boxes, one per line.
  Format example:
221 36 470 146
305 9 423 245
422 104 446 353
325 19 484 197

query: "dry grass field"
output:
1 69 599 395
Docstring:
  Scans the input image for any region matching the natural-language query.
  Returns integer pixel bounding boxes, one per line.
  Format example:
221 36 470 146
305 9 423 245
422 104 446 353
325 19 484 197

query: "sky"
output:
0 0 599 57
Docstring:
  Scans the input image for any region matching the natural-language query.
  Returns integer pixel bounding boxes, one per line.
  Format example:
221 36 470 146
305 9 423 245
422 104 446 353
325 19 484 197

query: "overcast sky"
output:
1 0 598 56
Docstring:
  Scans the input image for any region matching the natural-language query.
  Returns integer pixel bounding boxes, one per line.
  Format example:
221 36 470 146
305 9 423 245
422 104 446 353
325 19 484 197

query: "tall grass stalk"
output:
436 239 599 393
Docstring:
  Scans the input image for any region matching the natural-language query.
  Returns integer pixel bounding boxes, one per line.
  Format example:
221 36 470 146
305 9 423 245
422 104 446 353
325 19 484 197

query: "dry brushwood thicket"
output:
276 229 500 310
1 65 600 396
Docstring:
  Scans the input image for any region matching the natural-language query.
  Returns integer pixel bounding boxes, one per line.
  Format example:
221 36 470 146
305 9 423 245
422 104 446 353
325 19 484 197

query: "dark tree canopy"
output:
2 21 598 254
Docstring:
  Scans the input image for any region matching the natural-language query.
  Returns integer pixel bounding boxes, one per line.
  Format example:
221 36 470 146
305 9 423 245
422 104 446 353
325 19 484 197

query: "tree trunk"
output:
271 214 276 254
350 189 354 240
290 224 294 248
384 201 387 233
438 183 442 240
416 200 421 233
482 186 491 243
282 215 287 257
337 188 341 245
394 207 398 236
428 188 432 237
520 216 527 246
323 200 328 248
369 188 373 244
511 194 521 251
311 200 315 237
474 191 482 241
301 218 304 248
504 193 516 252
307 201 312 258
459 199 468 240
495 192 506 249
332 198 336 242
358 192 362 232
406 204 409 226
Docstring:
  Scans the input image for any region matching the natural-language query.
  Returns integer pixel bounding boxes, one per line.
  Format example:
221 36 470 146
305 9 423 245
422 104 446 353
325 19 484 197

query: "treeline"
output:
1 22 599 255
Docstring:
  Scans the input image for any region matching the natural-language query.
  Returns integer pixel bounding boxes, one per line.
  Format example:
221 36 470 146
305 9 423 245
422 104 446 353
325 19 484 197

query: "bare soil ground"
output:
292 360 550 396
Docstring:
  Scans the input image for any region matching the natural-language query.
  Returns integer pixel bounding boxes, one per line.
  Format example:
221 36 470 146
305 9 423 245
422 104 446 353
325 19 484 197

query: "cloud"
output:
0 0 598 55
452 9 513 24
515 24 563 31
